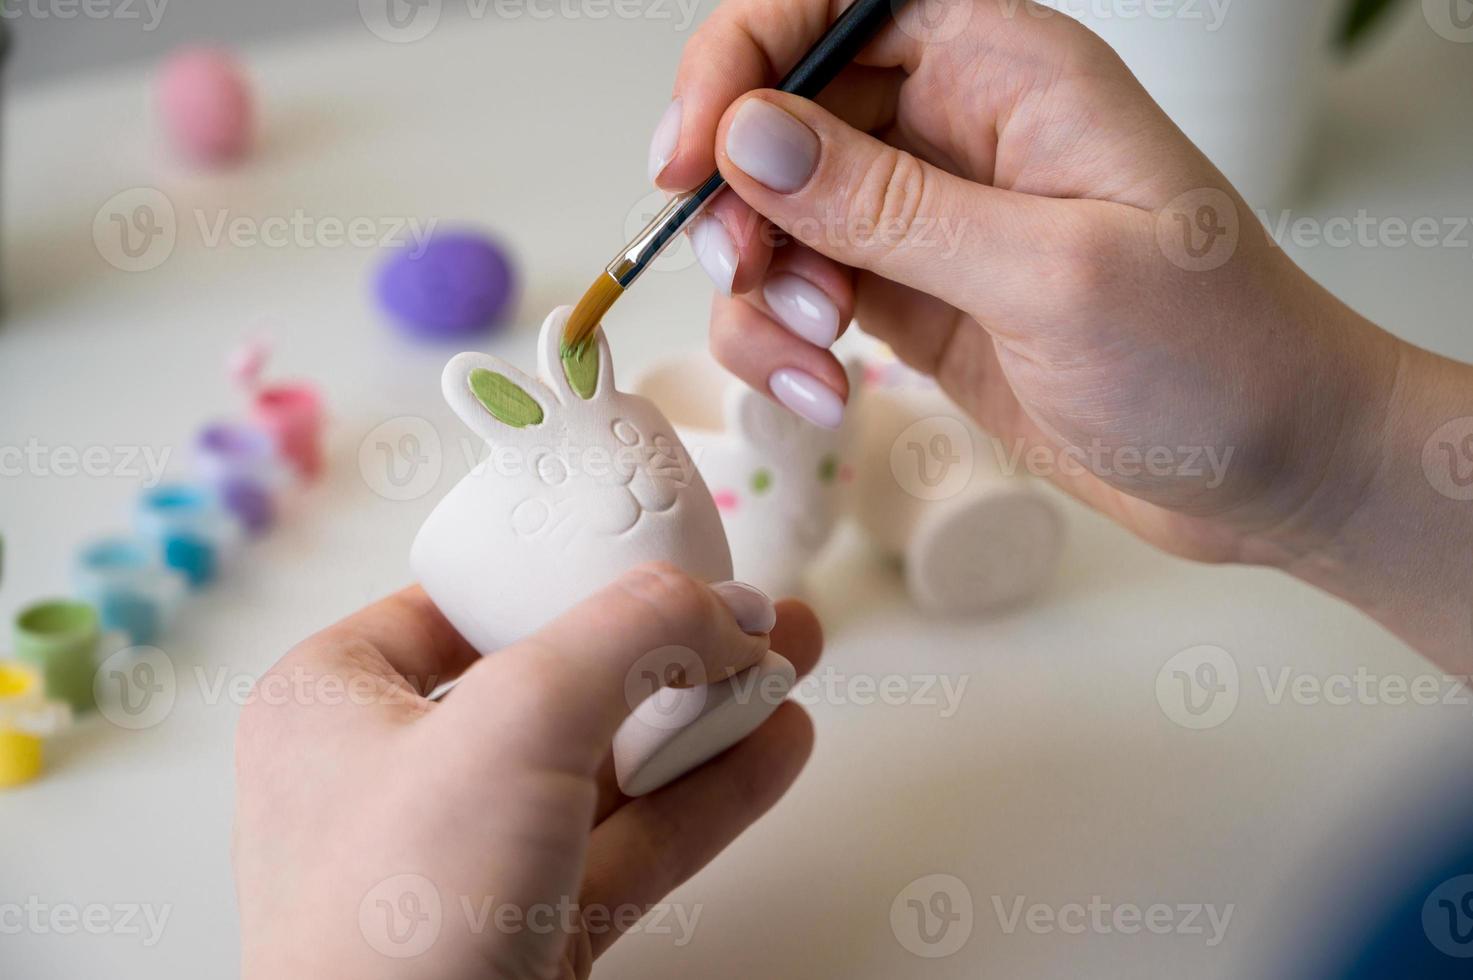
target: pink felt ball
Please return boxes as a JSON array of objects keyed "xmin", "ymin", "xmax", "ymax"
[{"xmin": 157, "ymin": 48, "xmax": 253, "ymax": 165}]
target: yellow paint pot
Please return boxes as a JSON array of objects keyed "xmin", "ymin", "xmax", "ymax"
[{"xmin": 0, "ymin": 661, "xmax": 71, "ymax": 789}]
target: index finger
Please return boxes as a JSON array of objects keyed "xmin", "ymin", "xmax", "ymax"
[
  {"xmin": 655, "ymin": 0, "xmax": 917, "ymax": 193},
  {"xmin": 307, "ymin": 585, "xmax": 484, "ymax": 695}
]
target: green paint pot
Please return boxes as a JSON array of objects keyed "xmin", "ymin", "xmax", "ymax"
[{"xmin": 13, "ymin": 600, "xmax": 102, "ymax": 713}]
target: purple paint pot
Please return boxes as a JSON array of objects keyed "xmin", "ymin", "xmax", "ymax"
[
  {"xmin": 194, "ymin": 421, "xmax": 285, "ymax": 534},
  {"xmin": 249, "ymin": 384, "xmax": 324, "ymax": 482},
  {"xmin": 375, "ymin": 231, "xmax": 517, "ymax": 340}
]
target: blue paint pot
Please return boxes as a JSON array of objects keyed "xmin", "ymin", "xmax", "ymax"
[
  {"xmin": 134, "ymin": 484, "xmax": 240, "ymax": 589},
  {"xmin": 73, "ymin": 537, "xmax": 186, "ymax": 646}
]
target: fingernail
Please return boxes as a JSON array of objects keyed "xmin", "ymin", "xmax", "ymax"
[
  {"xmin": 647, "ymin": 97, "xmax": 682, "ymax": 185},
  {"xmin": 769, "ymin": 368, "xmax": 844, "ymax": 429},
  {"xmin": 762, "ymin": 273, "xmax": 841, "ymax": 347},
  {"xmin": 725, "ymin": 99, "xmax": 819, "ymax": 193},
  {"xmin": 690, "ymin": 215, "xmax": 737, "ymax": 294},
  {"xmin": 710, "ymin": 581, "xmax": 777, "ymax": 634}
]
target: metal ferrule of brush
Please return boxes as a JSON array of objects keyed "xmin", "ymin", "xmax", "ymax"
[{"xmin": 607, "ymin": 173, "xmax": 727, "ymax": 287}]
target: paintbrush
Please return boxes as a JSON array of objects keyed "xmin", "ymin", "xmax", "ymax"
[{"xmin": 562, "ymin": 0, "xmax": 916, "ymax": 354}]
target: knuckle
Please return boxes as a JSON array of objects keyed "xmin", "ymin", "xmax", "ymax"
[
  {"xmin": 616, "ymin": 561, "xmax": 713, "ymax": 631},
  {"xmin": 849, "ymin": 148, "xmax": 929, "ymax": 255},
  {"xmin": 484, "ymin": 650, "xmax": 576, "ymax": 725},
  {"xmin": 1041, "ymin": 209, "xmax": 1120, "ymax": 311}
]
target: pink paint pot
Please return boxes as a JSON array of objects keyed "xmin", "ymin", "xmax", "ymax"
[{"xmin": 250, "ymin": 383, "xmax": 324, "ymax": 481}]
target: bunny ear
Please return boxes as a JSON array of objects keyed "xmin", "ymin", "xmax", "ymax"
[
  {"xmin": 538, "ymin": 305, "xmax": 614, "ymax": 404},
  {"xmin": 442, "ymin": 352, "xmax": 550, "ymax": 442}
]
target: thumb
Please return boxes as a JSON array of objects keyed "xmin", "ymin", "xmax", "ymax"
[{"xmin": 714, "ymin": 90, "xmax": 1082, "ymax": 322}]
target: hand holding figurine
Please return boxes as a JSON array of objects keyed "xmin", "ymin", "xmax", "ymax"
[{"xmin": 235, "ymin": 574, "xmax": 821, "ymax": 978}]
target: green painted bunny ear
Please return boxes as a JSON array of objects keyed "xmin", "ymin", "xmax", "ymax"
[
  {"xmin": 561, "ymin": 341, "xmax": 598, "ymax": 400},
  {"xmin": 468, "ymin": 368, "xmax": 544, "ymax": 428}
]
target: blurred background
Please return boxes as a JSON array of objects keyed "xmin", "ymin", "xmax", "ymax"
[{"xmin": 3, "ymin": 1, "xmax": 1472, "ymax": 978}]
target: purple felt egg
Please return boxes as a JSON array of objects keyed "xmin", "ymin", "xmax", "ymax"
[{"xmin": 376, "ymin": 232, "xmax": 517, "ymax": 340}]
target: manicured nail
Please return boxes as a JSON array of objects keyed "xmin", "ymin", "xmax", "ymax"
[
  {"xmin": 690, "ymin": 215, "xmax": 737, "ymax": 294},
  {"xmin": 763, "ymin": 273, "xmax": 840, "ymax": 347},
  {"xmin": 710, "ymin": 581, "xmax": 777, "ymax": 634},
  {"xmin": 725, "ymin": 99, "xmax": 819, "ymax": 193},
  {"xmin": 769, "ymin": 368, "xmax": 843, "ymax": 429},
  {"xmin": 647, "ymin": 97, "xmax": 682, "ymax": 184}
]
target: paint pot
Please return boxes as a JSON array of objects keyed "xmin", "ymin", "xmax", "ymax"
[
  {"xmin": 194, "ymin": 421, "xmax": 286, "ymax": 534},
  {"xmin": 0, "ymin": 662, "xmax": 70, "ymax": 789},
  {"xmin": 73, "ymin": 537, "xmax": 186, "ymax": 647},
  {"xmin": 852, "ymin": 379, "xmax": 1065, "ymax": 614},
  {"xmin": 134, "ymin": 484, "xmax": 241, "ymax": 589},
  {"xmin": 633, "ymin": 353, "xmax": 856, "ymax": 597},
  {"xmin": 250, "ymin": 383, "xmax": 324, "ymax": 481},
  {"xmin": 12, "ymin": 600, "xmax": 121, "ymax": 713}
]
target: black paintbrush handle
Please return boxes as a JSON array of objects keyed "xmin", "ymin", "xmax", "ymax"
[
  {"xmin": 778, "ymin": 0, "xmax": 914, "ymax": 98},
  {"xmin": 613, "ymin": 0, "xmax": 915, "ymax": 286}
]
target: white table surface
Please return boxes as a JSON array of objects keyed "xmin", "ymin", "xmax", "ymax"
[{"xmin": 3, "ymin": 8, "xmax": 1472, "ymax": 979}]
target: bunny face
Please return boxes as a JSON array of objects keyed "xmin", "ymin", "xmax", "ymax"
[
  {"xmin": 411, "ymin": 307, "xmax": 732, "ymax": 655},
  {"xmin": 694, "ymin": 381, "xmax": 854, "ymax": 596},
  {"xmin": 631, "ymin": 354, "xmax": 858, "ymax": 597}
]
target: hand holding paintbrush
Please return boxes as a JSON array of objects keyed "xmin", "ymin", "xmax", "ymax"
[{"xmin": 562, "ymin": 0, "xmax": 917, "ymax": 354}]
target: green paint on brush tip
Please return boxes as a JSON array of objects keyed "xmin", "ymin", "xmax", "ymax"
[
  {"xmin": 468, "ymin": 369, "xmax": 544, "ymax": 427},
  {"xmin": 561, "ymin": 340, "xmax": 599, "ymax": 400}
]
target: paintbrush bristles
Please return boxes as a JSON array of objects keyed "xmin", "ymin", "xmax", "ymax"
[{"xmin": 562, "ymin": 274, "xmax": 624, "ymax": 354}]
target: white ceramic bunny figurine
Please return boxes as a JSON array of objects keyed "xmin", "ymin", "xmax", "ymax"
[
  {"xmin": 412, "ymin": 307, "xmax": 794, "ymax": 796},
  {"xmin": 703, "ymin": 380, "xmax": 853, "ymax": 596},
  {"xmin": 633, "ymin": 355, "xmax": 856, "ymax": 597}
]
